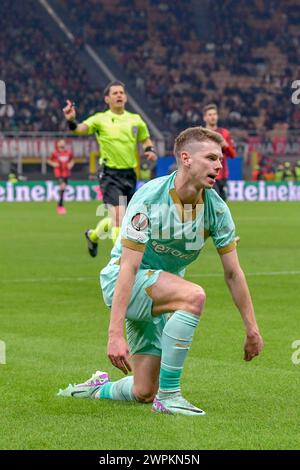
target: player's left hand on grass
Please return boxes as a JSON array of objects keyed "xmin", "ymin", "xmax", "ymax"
[
  {"xmin": 107, "ymin": 335, "xmax": 132, "ymax": 375},
  {"xmin": 244, "ymin": 330, "xmax": 264, "ymax": 361},
  {"xmin": 144, "ymin": 151, "xmax": 157, "ymax": 162}
]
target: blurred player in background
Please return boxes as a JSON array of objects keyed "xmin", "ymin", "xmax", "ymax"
[
  {"xmin": 282, "ymin": 161, "xmax": 294, "ymax": 181},
  {"xmin": 274, "ymin": 163, "xmax": 284, "ymax": 181},
  {"xmin": 47, "ymin": 139, "xmax": 74, "ymax": 215},
  {"xmin": 58, "ymin": 127, "xmax": 263, "ymax": 416},
  {"xmin": 203, "ymin": 103, "xmax": 236, "ymax": 201},
  {"xmin": 294, "ymin": 160, "xmax": 300, "ymax": 181},
  {"xmin": 63, "ymin": 80, "xmax": 157, "ymax": 257}
]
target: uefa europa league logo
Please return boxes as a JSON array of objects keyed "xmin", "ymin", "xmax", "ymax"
[{"xmin": 0, "ymin": 80, "xmax": 6, "ymax": 105}]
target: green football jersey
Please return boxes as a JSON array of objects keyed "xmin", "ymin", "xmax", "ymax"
[
  {"xmin": 83, "ymin": 109, "xmax": 150, "ymax": 169},
  {"xmin": 108, "ymin": 172, "xmax": 237, "ymax": 275}
]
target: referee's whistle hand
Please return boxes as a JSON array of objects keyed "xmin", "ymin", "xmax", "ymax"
[{"xmin": 63, "ymin": 100, "xmax": 76, "ymax": 121}]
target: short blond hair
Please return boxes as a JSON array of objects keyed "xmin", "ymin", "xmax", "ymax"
[
  {"xmin": 173, "ymin": 126, "xmax": 224, "ymax": 161},
  {"xmin": 203, "ymin": 103, "xmax": 218, "ymax": 115}
]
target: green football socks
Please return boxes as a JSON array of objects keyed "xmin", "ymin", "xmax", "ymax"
[
  {"xmin": 158, "ymin": 310, "xmax": 200, "ymax": 394},
  {"xmin": 96, "ymin": 376, "xmax": 136, "ymax": 401}
]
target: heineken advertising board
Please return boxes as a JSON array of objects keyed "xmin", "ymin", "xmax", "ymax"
[
  {"xmin": 0, "ymin": 181, "xmax": 103, "ymax": 202},
  {"xmin": 0, "ymin": 180, "xmax": 300, "ymax": 202},
  {"xmin": 227, "ymin": 181, "xmax": 300, "ymax": 201}
]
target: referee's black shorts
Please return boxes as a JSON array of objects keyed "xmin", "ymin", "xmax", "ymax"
[{"xmin": 99, "ymin": 166, "xmax": 137, "ymax": 207}]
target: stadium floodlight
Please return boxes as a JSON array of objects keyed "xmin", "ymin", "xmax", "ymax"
[{"xmin": 0, "ymin": 80, "xmax": 6, "ymax": 105}]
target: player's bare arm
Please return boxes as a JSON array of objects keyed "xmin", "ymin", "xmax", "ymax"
[
  {"xmin": 142, "ymin": 137, "xmax": 157, "ymax": 161},
  {"xmin": 220, "ymin": 249, "xmax": 264, "ymax": 361},
  {"xmin": 47, "ymin": 158, "xmax": 58, "ymax": 168},
  {"xmin": 108, "ymin": 247, "xmax": 144, "ymax": 374},
  {"xmin": 68, "ymin": 159, "xmax": 75, "ymax": 170},
  {"xmin": 63, "ymin": 100, "xmax": 89, "ymax": 135}
]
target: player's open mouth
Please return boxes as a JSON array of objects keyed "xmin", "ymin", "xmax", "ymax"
[{"xmin": 207, "ymin": 174, "xmax": 216, "ymax": 183}]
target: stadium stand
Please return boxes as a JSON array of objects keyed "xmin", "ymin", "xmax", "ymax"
[
  {"xmin": 59, "ymin": 0, "xmax": 300, "ymax": 134},
  {"xmin": 0, "ymin": 0, "xmax": 100, "ymax": 132},
  {"xmin": 1, "ymin": 0, "xmax": 299, "ymax": 138}
]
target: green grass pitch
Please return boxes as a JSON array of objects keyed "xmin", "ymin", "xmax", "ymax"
[{"xmin": 0, "ymin": 200, "xmax": 300, "ymax": 450}]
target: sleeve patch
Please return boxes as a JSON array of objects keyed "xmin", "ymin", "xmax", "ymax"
[{"xmin": 131, "ymin": 213, "xmax": 149, "ymax": 231}]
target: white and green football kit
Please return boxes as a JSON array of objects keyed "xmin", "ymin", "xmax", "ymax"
[{"xmin": 100, "ymin": 171, "xmax": 237, "ymax": 356}]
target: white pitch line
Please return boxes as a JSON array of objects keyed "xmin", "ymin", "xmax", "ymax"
[
  {"xmin": 0, "ymin": 276, "xmax": 96, "ymax": 284},
  {"xmin": 1, "ymin": 271, "xmax": 300, "ymax": 284},
  {"xmin": 188, "ymin": 270, "xmax": 300, "ymax": 278}
]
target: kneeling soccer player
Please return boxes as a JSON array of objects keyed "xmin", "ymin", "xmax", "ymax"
[{"xmin": 58, "ymin": 126, "xmax": 264, "ymax": 416}]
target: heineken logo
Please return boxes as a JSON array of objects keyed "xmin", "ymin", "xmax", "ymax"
[
  {"xmin": 1, "ymin": 181, "xmax": 300, "ymax": 203},
  {"xmin": 228, "ymin": 181, "xmax": 300, "ymax": 201},
  {"xmin": 0, "ymin": 181, "xmax": 103, "ymax": 202}
]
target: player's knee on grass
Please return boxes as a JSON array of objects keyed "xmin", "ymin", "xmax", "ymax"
[
  {"xmin": 184, "ymin": 285, "xmax": 206, "ymax": 316},
  {"xmin": 133, "ymin": 385, "xmax": 157, "ymax": 403}
]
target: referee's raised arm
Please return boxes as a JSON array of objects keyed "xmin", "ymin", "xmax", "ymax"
[{"xmin": 63, "ymin": 99, "xmax": 89, "ymax": 135}]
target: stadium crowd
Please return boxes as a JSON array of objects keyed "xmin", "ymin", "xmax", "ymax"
[
  {"xmin": 61, "ymin": 0, "xmax": 300, "ymax": 135},
  {"xmin": 0, "ymin": 0, "xmax": 99, "ymax": 133},
  {"xmin": 1, "ymin": 0, "xmax": 300, "ymax": 137}
]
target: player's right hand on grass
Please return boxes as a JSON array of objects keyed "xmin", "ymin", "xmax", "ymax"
[
  {"xmin": 244, "ymin": 331, "xmax": 264, "ymax": 361},
  {"xmin": 63, "ymin": 100, "xmax": 76, "ymax": 121},
  {"xmin": 107, "ymin": 335, "xmax": 132, "ymax": 375}
]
